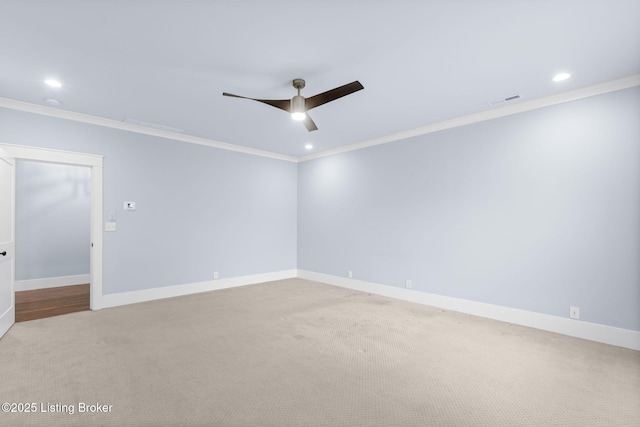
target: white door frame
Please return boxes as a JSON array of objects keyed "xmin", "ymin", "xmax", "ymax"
[{"xmin": 0, "ymin": 143, "xmax": 104, "ymax": 310}]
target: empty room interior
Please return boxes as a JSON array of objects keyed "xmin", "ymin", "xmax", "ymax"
[{"xmin": 0, "ymin": 1, "xmax": 639, "ymax": 426}]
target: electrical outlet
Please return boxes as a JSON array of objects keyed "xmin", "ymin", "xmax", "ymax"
[
  {"xmin": 570, "ymin": 306, "xmax": 580, "ymax": 319},
  {"xmin": 405, "ymin": 280, "xmax": 412, "ymax": 289},
  {"xmin": 213, "ymin": 272, "xmax": 219, "ymax": 280},
  {"xmin": 347, "ymin": 271, "xmax": 353, "ymax": 279}
]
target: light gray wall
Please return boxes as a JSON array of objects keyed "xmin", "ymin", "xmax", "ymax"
[
  {"xmin": 2, "ymin": 86, "xmax": 638, "ymax": 332},
  {"xmin": 0, "ymin": 109, "xmax": 297, "ymax": 295},
  {"xmin": 298, "ymin": 87, "xmax": 640, "ymax": 331},
  {"xmin": 15, "ymin": 160, "xmax": 91, "ymax": 280}
]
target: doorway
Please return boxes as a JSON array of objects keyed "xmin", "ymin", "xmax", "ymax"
[
  {"xmin": 14, "ymin": 160, "xmax": 91, "ymax": 321},
  {"xmin": 0, "ymin": 143, "xmax": 103, "ymax": 327}
]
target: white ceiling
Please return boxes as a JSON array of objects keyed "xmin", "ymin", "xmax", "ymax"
[{"xmin": 1, "ymin": 0, "xmax": 639, "ymax": 158}]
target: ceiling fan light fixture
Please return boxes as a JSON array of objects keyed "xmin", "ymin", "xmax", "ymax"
[{"xmin": 291, "ymin": 95, "xmax": 305, "ymax": 121}]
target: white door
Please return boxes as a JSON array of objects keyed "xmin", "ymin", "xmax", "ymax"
[{"xmin": 0, "ymin": 147, "xmax": 15, "ymax": 338}]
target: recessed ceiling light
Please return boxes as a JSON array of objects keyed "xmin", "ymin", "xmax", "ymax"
[
  {"xmin": 552, "ymin": 73, "xmax": 571, "ymax": 82},
  {"xmin": 44, "ymin": 97, "xmax": 61, "ymax": 106},
  {"xmin": 304, "ymin": 143, "xmax": 313, "ymax": 150},
  {"xmin": 44, "ymin": 78, "xmax": 62, "ymax": 88}
]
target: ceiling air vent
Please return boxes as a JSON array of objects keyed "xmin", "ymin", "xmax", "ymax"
[
  {"xmin": 123, "ymin": 118, "xmax": 184, "ymax": 134},
  {"xmin": 487, "ymin": 94, "xmax": 521, "ymax": 107}
]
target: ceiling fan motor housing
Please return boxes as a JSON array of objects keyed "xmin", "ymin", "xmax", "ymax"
[
  {"xmin": 291, "ymin": 94, "xmax": 305, "ymax": 113},
  {"xmin": 291, "ymin": 79, "xmax": 307, "ymax": 117}
]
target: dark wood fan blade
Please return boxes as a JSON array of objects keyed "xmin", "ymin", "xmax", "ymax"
[
  {"xmin": 303, "ymin": 113, "xmax": 318, "ymax": 132},
  {"xmin": 223, "ymin": 92, "xmax": 291, "ymax": 112},
  {"xmin": 304, "ymin": 81, "xmax": 364, "ymax": 111}
]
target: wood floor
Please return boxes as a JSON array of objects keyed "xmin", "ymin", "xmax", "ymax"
[{"xmin": 15, "ymin": 284, "xmax": 90, "ymax": 322}]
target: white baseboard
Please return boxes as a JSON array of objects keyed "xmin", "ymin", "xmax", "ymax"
[
  {"xmin": 297, "ymin": 270, "xmax": 640, "ymax": 351},
  {"xmin": 15, "ymin": 274, "xmax": 90, "ymax": 291},
  {"xmin": 0, "ymin": 306, "xmax": 15, "ymax": 339},
  {"xmin": 99, "ymin": 270, "xmax": 297, "ymax": 309}
]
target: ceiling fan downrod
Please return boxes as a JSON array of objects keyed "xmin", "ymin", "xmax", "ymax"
[{"xmin": 291, "ymin": 79, "xmax": 306, "ymax": 120}]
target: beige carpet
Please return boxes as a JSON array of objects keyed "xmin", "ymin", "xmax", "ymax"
[{"xmin": 0, "ymin": 278, "xmax": 638, "ymax": 427}]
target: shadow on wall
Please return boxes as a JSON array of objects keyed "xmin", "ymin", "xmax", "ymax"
[{"xmin": 15, "ymin": 160, "xmax": 91, "ymax": 281}]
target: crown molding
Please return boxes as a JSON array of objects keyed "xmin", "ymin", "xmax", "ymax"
[
  {"xmin": 0, "ymin": 98, "xmax": 297, "ymax": 163},
  {"xmin": 298, "ymin": 73, "xmax": 640, "ymax": 162},
  {"xmin": 2, "ymin": 74, "xmax": 638, "ymax": 164}
]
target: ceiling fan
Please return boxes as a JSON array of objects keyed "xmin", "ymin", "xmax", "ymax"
[{"xmin": 223, "ymin": 79, "xmax": 364, "ymax": 132}]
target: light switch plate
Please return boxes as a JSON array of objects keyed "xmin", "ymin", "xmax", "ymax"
[
  {"xmin": 105, "ymin": 222, "xmax": 117, "ymax": 232},
  {"xmin": 124, "ymin": 201, "xmax": 136, "ymax": 211}
]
